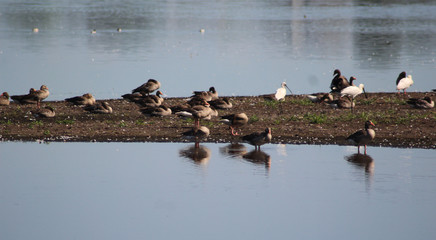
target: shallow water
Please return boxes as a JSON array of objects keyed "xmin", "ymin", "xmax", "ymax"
[
  {"xmin": 1, "ymin": 0, "xmax": 436, "ymax": 100},
  {"xmin": 1, "ymin": 142, "xmax": 435, "ymax": 240}
]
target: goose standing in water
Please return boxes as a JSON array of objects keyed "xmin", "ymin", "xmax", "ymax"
[
  {"xmin": 406, "ymin": 97, "xmax": 434, "ymax": 109},
  {"xmin": 0, "ymin": 92, "xmax": 10, "ymax": 105},
  {"xmin": 330, "ymin": 69, "xmax": 350, "ymax": 92},
  {"xmin": 396, "ymin": 72, "xmax": 413, "ymax": 94},
  {"xmin": 65, "ymin": 93, "xmax": 96, "ymax": 106},
  {"xmin": 346, "ymin": 120, "xmax": 376, "ymax": 154},
  {"xmin": 132, "ymin": 79, "xmax": 160, "ymax": 96},
  {"xmin": 221, "ymin": 113, "xmax": 248, "ymax": 136},
  {"xmin": 242, "ymin": 128, "xmax": 272, "ymax": 150}
]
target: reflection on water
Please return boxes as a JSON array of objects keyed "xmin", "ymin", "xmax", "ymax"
[
  {"xmin": 345, "ymin": 153, "xmax": 375, "ymax": 175},
  {"xmin": 179, "ymin": 144, "xmax": 211, "ymax": 165},
  {"xmin": 219, "ymin": 143, "xmax": 247, "ymax": 158},
  {"xmin": 242, "ymin": 149, "xmax": 271, "ymax": 169},
  {"xmin": 1, "ymin": 142, "xmax": 436, "ymax": 239}
]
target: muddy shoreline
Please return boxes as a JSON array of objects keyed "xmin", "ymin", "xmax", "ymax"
[{"xmin": 1, "ymin": 92, "xmax": 435, "ymax": 149}]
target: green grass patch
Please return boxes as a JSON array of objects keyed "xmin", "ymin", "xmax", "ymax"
[
  {"xmin": 289, "ymin": 98, "xmax": 314, "ymax": 106},
  {"xmin": 384, "ymin": 97, "xmax": 406, "ymax": 105},
  {"xmin": 56, "ymin": 119, "xmax": 75, "ymax": 125},
  {"xmin": 118, "ymin": 120, "xmax": 127, "ymax": 128},
  {"xmin": 29, "ymin": 120, "xmax": 43, "ymax": 129},
  {"xmin": 304, "ymin": 113, "xmax": 327, "ymax": 124},
  {"xmin": 249, "ymin": 115, "xmax": 260, "ymax": 123},
  {"xmin": 262, "ymin": 100, "xmax": 280, "ymax": 108},
  {"xmin": 135, "ymin": 119, "xmax": 146, "ymax": 126}
]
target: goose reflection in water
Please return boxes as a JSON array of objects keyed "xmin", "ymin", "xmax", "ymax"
[
  {"xmin": 220, "ymin": 143, "xmax": 271, "ymax": 169},
  {"xmin": 219, "ymin": 143, "xmax": 248, "ymax": 158},
  {"xmin": 179, "ymin": 145, "xmax": 211, "ymax": 165},
  {"xmin": 345, "ymin": 153, "xmax": 375, "ymax": 175},
  {"xmin": 243, "ymin": 150, "xmax": 271, "ymax": 169}
]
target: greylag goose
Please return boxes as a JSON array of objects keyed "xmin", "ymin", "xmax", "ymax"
[
  {"xmin": 221, "ymin": 113, "xmax": 248, "ymax": 135},
  {"xmin": 0, "ymin": 92, "xmax": 10, "ymax": 106},
  {"xmin": 132, "ymin": 79, "xmax": 160, "ymax": 95},
  {"xmin": 346, "ymin": 120, "xmax": 376, "ymax": 154},
  {"xmin": 65, "ymin": 93, "xmax": 96, "ymax": 106},
  {"xmin": 242, "ymin": 128, "xmax": 272, "ymax": 150}
]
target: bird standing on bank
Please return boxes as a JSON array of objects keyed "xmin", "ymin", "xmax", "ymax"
[
  {"xmin": 221, "ymin": 113, "xmax": 248, "ymax": 136},
  {"xmin": 346, "ymin": 120, "xmax": 376, "ymax": 154},
  {"xmin": 396, "ymin": 71, "xmax": 413, "ymax": 94}
]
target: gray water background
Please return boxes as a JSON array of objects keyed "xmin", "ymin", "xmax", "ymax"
[
  {"xmin": 0, "ymin": 142, "xmax": 435, "ymax": 240},
  {"xmin": 1, "ymin": 0, "xmax": 435, "ymax": 100}
]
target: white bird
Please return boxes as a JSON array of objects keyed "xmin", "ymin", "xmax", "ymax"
[
  {"xmin": 396, "ymin": 72, "xmax": 413, "ymax": 94},
  {"xmin": 341, "ymin": 83, "xmax": 366, "ymax": 111},
  {"xmin": 274, "ymin": 82, "xmax": 292, "ymax": 101}
]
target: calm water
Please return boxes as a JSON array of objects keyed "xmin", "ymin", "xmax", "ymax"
[
  {"xmin": 1, "ymin": 0, "xmax": 436, "ymax": 100},
  {"xmin": 0, "ymin": 142, "xmax": 435, "ymax": 240}
]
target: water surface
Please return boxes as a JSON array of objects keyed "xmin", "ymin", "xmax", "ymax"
[
  {"xmin": 1, "ymin": 0, "xmax": 435, "ymax": 100},
  {"xmin": 1, "ymin": 142, "xmax": 435, "ymax": 240}
]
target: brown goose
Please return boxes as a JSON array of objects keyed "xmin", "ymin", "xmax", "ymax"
[
  {"xmin": 209, "ymin": 97, "xmax": 233, "ymax": 109},
  {"xmin": 221, "ymin": 113, "xmax": 248, "ymax": 136},
  {"xmin": 176, "ymin": 100, "xmax": 213, "ymax": 127},
  {"xmin": 32, "ymin": 106, "xmax": 55, "ymax": 118},
  {"xmin": 0, "ymin": 92, "xmax": 10, "ymax": 106},
  {"xmin": 33, "ymin": 85, "xmax": 50, "ymax": 108},
  {"xmin": 396, "ymin": 71, "xmax": 413, "ymax": 94},
  {"xmin": 65, "ymin": 93, "xmax": 96, "ymax": 106},
  {"xmin": 346, "ymin": 120, "xmax": 376, "ymax": 154},
  {"xmin": 84, "ymin": 101, "xmax": 113, "ymax": 114},
  {"xmin": 141, "ymin": 105, "xmax": 172, "ymax": 116},
  {"xmin": 136, "ymin": 91, "xmax": 164, "ymax": 108},
  {"xmin": 242, "ymin": 128, "xmax": 272, "ymax": 150},
  {"xmin": 182, "ymin": 126, "xmax": 210, "ymax": 148},
  {"xmin": 192, "ymin": 86, "xmax": 218, "ymax": 101},
  {"xmin": 325, "ymin": 95, "xmax": 355, "ymax": 109},
  {"xmin": 132, "ymin": 79, "xmax": 160, "ymax": 95},
  {"xmin": 307, "ymin": 92, "xmax": 331, "ymax": 103},
  {"xmin": 11, "ymin": 88, "xmax": 37, "ymax": 104},
  {"xmin": 330, "ymin": 69, "xmax": 350, "ymax": 92},
  {"xmin": 407, "ymin": 97, "xmax": 434, "ymax": 109},
  {"xmin": 121, "ymin": 92, "xmax": 144, "ymax": 102}
]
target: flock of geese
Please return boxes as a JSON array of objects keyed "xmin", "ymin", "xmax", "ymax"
[{"xmin": 0, "ymin": 69, "xmax": 434, "ymax": 154}]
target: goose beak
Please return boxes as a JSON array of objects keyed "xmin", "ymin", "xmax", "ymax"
[
  {"xmin": 285, "ymin": 85, "xmax": 293, "ymax": 94},
  {"xmin": 363, "ymin": 88, "xmax": 368, "ymax": 98}
]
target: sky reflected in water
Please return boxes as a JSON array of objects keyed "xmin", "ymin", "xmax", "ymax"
[{"xmin": 0, "ymin": 142, "xmax": 435, "ymax": 240}]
